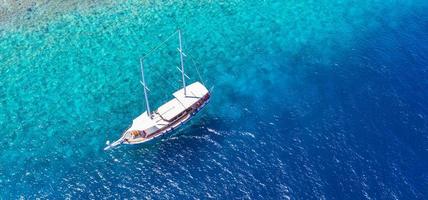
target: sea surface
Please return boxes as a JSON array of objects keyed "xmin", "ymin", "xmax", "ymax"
[{"xmin": 1, "ymin": 0, "xmax": 428, "ymax": 199}]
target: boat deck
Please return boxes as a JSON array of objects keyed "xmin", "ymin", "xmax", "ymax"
[{"xmin": 106, "ymin": 82, "xmax": 209, "ymax": 148}]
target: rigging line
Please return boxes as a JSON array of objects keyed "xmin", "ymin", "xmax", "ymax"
[
  {"xmin": 138, "ymin": 30, "xmax": 179, "ymax": 93},
  {"xmin": 141, "ymin": 30, "xmax": 179, "ymax": 59},
  {"xmin": 152, "ymin": 69, "xmax": 177, "ymax": 91},
  {"xmin": 188, "ymin": 53, "xmax": 206, "ymax": 86}
]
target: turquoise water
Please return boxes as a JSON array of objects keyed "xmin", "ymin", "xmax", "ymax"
[{"xmin": 1, "ymin": 0, "xmax": 428, "ymax": 198}]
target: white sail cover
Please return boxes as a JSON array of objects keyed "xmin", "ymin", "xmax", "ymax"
[
  {"xmin": 130, "ymin": 112, "xmax": 158, "ymax": 132},
  {"xmin": 128, "ymin": 82, "xmax": 208, "ymax": 133},
  {"xmin": 157, "ymin": 98, "xmax": 186, "ymax": 121}
]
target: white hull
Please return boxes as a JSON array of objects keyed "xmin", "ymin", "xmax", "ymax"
[{"xmin": 105, "ymin": 82, "xmax": 210, "ymax": 150}]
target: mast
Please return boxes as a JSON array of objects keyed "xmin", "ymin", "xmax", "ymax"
[
  {"xmin": 140, "ymin": 58, "xmax": 151, "ymax": 117},
  {"xmin": 178, "ymin": 29, "xmax": 186, "ymax": 96}
]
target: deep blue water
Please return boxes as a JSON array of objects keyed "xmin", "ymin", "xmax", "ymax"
[{"xmin": 0, "ymin": 0, "xmax": 428, "ymax": 199}]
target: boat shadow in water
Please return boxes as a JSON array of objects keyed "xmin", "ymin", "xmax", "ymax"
[
  {"xmin": 167, "ymin": 116, "xmax": 228, "ymax": 141},
  {"xmin": 123, "ymin": 114, "xmax": 230, "ymax": 156}
]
